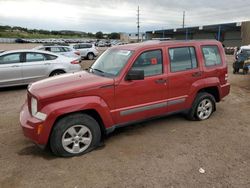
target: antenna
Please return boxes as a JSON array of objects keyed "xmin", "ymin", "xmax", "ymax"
[
  {"xmin": 182, "ymin": 11, "xmax": 185, "ymax": 28},
  {"xmin": 137, "ymin": 6, "xmax": 140, "ymax": 42}
]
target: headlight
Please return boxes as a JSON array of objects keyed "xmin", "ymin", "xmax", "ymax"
[
  {"xmin": 31, "ymin": 97, "xmax": 38, "ymax": 116},
  {"xmin": 31, "ymin": 97, "xmax": 47, "ymax": 121}
]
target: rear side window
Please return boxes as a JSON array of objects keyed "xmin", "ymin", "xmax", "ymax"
[
  {"xmin": 87, "ymin": 44, "xmax": 92, "ymax": 48},
  {"xmin": 131, "ymin": 50, "xmax": 163, "ymax": 77},
  {"xmin": 202, "ymin": 46, "xmax": 222, "ymax": 66},
  {"xmin": 169, "ymin": 47, "xmax": 198, "ymax": 72},
  {"xmin": 0, "ymin": 53, "xmax": 21, "ymax": 64},
  {"xmin": 45, "ymin": 54, "xmax": 57, "ymax": 60}
]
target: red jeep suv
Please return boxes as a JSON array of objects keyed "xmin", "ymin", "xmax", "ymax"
[{"xmin": 20, "ymin": 40, "xmax": 230, "ymax": 157}]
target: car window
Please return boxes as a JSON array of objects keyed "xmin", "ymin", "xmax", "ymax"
[
  {"xmin": 131, "ymin": 50, "xmax": 163, "ymax": 77},
  {"xmin": 73, "ymin": 45, "xmax": 79, "ymax": 49},
  {"xmin": 90, "ymin": 49, "xmax": 133, "ymax": 77},
  {"xmin": 169, "ymin": 47, "xmax": 198, "ymax": 72},
  {"xmin": 202, "ymin": 46, "xmax": 222, "ymax": 66},
  {"xmin": 79, "ymin": 44, "xmax": 87, "ymax": 49},
  {"xmin": 0, "ymin": 53, "xmax": 21, "ymax": 64},
  {"xmin": 45, "ymin": 54, "xmax": 57, "ymax": 60},
  {"xmin": 26, "ymin": 53, "xmax": 46, "ymax": 62},
  {"xmin": 87, "ymin": 44, "xmax": 92, "ymax": 48},
  {"xmin": 63, "ymin": 47, "xmax": 71, "ymax": 52},
  {"xmin": 50, "ymin": 47, "xmax": 61, "ymax": 53}
]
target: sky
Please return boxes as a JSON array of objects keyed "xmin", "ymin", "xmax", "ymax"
[{"xmin": 0, "ymin": 0, "xmax": 250, "ymax": 33}]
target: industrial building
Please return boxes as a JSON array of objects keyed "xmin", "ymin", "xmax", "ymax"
[
  {"xmin": 120, "ymin": 32, "xmax": 145, "ymax": 43},
  {"xmin": 145, "ymin": 21, "xmax": 250, "ymax": 47}
]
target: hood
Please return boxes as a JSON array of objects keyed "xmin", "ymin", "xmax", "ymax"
[{"xmin": 29, "ymin": 71, "xmax": 114, "ymax": 100}]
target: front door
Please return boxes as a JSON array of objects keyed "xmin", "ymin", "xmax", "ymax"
[{"xmin": 113, "ymin": 49, "xmax": 168, "ymax": 124}]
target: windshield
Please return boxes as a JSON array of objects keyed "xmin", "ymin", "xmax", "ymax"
[
  {"xmin": 90, "ymin": 49, "xmax": 133, "ymax": 77},
  {"xmin": 242, "ymin": 49, "xmax": 250, "ymax": 56}
]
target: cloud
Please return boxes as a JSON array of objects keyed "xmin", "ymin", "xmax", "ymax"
[{"xmin": 0, "ymin": 0, "xmax": 250, "ymax": 32}]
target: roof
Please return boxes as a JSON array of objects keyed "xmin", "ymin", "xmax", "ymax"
[
  {"xmin": 146, "ymin": 22, "xmax": 242, "ymax": 35},
  {"xmin": 0, "ymin": 49, "xmax": 60, "ymax": 56},
  {"xmin": 112, "ymin": 40, "xmax": 222, "ymax": 51}
]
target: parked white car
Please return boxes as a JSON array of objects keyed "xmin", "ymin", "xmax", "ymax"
[
  {"xmin": 0, "ymin": 49, "xmax": 81, "ymax": 88},
  {"xmin": 34, "ymin": 45, "xmax": 80, "ymax": 59},
  {"xmin": 69, "ymin": 43, "xmax": 98, "ymax": 60}
]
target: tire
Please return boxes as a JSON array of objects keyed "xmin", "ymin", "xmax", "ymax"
[
  {"xmin": 87, "ymin": 53, "xmax": 94, "ymax": 60},
  {"xmin": 50, "ymin": 113, "xmax": 101, "ymax": 157},
  {"xmin": 186, "ymin": 92, "xmax": 216, "ymax": 121},
  {"xmin": 50, "ymin": 70, "xmax": 65, "ymax": 77},
  {"xmin": 233, "ymin": 68, "xmax": 237, "ymax": 74},
  {"xmin": 243, "ymin": 68, "xmax": 249, "ymax": 75}
]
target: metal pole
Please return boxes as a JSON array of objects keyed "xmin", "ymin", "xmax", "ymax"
[
  {"xmin": 186, "ymin": 28, "xmax": 188, "ymax": 40},
  {"xmin": 182, "ymin": 11, "xmax": 185, "ymax": 28},
  {"xmin": 218, "ymin": 25, "xmax": 221, "ymax": 41},
  {"xmin": 137, "ymin": 6, "xmax": 140, "ymax": 42}
]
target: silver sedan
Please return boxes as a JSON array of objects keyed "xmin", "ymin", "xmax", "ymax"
[{"xmin": 0, "ymin": 49, "xmax": 82, "ymax": 88}]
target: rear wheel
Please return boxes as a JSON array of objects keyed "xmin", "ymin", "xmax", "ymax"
[
  {"xmin": 50, "ymin": 113, "xmax": 101, "ymax": 157},
  {"xmin": 186, "ymin": 92, "xmax": 215, "ymax": 121},
  {"xmin": 50, "ymin": 70, "xmax": 65, "ymax": 77},
  {"xmin": 87, "ymin": 53, "xmax": 94, "ymax": 60},
  {"xmin": 233, "ymin": 68, "xmax": 237, "ymax": 74},
  {"xmin": 243, "ymin": 68, "xmax": 249, "ymax": 75}
]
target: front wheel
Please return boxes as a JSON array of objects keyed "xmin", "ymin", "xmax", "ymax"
[
  {"xmin": 50, "ymin": 113, "xmax": 101, "ymax": 157},
  {"xmin": 186, "ymin": 92, "xmax": 216, "ymax": 121}
]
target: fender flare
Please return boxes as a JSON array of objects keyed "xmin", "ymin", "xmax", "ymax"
[{"xmin": 38, "ymin": 96, "xmax": 114, "ymax": 145}]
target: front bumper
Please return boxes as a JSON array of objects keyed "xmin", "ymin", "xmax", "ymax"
[{"xmin": 20, "ymin": 102, "xmax": 47, "ymax": 146}]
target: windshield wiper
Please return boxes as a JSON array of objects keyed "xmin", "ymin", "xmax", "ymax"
[
  {"xmin": 90, "ymin": 68, "xmax": 105, "ymax": 74},
  {"xmin": 89, "ymin": 68, "xmax": 107, "ymax": 76}
]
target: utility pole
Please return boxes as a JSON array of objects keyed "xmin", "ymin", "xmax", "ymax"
[
  {"xmin": 137, "ymin": 6, "xmax": 140, "ymax": 42},
  {"xmin": 182, "ymin": 11, "xmax": 185, "ymax": 28}
]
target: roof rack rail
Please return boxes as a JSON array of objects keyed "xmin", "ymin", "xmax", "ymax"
[{"xmin": 42, "ymin": 43, "xmax": 69, "ymax": 46}]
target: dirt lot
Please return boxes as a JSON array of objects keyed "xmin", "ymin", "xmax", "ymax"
[{"xmin": 0, "ymin": 44, "xmax": 250, "ymax": 188}]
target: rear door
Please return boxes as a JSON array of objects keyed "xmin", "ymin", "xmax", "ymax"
[
  {"xmin": 166, "ymin": 45, "xmax": 203, "ymax": 112},
  {"xmin": 21, "ymin": 52, "xmax": 52, "ymax": 83},
  {"xmin": 0, "ymin": 53, "xmax": 23, "ymax": 87},
  {"xmin": 78, "ymin": 44, "xmax": 89, "ymax": 57}
]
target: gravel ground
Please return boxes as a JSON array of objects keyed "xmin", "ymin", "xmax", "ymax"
[{"xmin": 0, "ymin": 44, "xmax": 250, "ymax": 188}]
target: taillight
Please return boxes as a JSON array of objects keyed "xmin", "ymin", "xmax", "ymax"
[
  {"xmin": 71, "ymin": 60, "xmax": 80, "ymax": 64},
  {"xmin": 75, "ymin": 51, "xmax": 80, "ymax": 56},
  {"xmin": 225, "ymin": 73, "xmax": 228, "ymax": 82}
]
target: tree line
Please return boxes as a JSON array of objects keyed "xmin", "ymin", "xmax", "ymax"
[{"xmin": 0, "ymin": 25, "xmax": 120, "ymax": 39}]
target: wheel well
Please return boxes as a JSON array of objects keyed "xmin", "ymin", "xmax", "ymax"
[
  {"xmin": 49, "ymin": 69, "xmax": 66, "ymax": 76},
  {"xmin": 52, "ymin": 109, "xmax": 106, "ymax": 139},
  {"xmin": 198, "ymin": 87, "xmax": 220, "ymax": 102}
]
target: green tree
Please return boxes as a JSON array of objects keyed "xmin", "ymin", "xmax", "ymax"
[
  {"xmin": 109, "ymin": 32, "xmax": 120, "ymax": 39},
  {"xmin": 95, "ymin": 31, "xmax": 103, "ymax": 39}
]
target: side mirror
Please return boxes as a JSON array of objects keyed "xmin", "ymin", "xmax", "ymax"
[{"xmin": 125, "ymin": 69, "xmax": 144, "ymax": 81}]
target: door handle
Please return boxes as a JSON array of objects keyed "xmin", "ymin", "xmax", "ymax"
[
  {"xmin": 192, "ymin": 71, "xmax": 202, "ymax": 77},
  {"xmin": 155, "ymin": 78, "xmax": 167, "ymax": 84},
  {"xmin": 44, "ymin": 63, "xmax": 51, "ymax": 65},
  {"xmin": 11, "ymin": 65, "xmax": 20, "ymax": 68}
]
